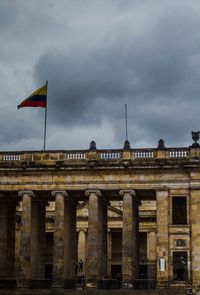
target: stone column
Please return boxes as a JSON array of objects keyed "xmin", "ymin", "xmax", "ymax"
[
  {"xmin": 156, "ymin": 190, "xmax": 169, "ymax": 287},
  {"xmin": 191, "ymin": 189, "xmax": 200, "ymax": 291},
  {"xmin": 147, "ymin": 231, "xmax": 156, "ymax": 280},
  {"xmin": 0, "ymin": 198, "xmax": 8, "ymax": 277},
  {"xmin": 0, "ymin": 197, "xmax": 16, "ymax": 278},
  {"xmin": 64, "ymin": 198, "xmax": 77, "ymax": 288},
  {"xmin": 18, "ymin": 191, "xmax": 33, "ymax": 286},
  {"xmin": 78, "ymin": 229, "xmax": 86, "ymax": 275},
  {"xmin": 52, "ymin": 190, "xmax": 67, "ymax": 287},
  {"xmin": 120, "ymin": 189, "xmax": 139, "ymax": 287},
  {"xmin": 30, "ymin": 198, "xmax": 46, "ymax": 279},
  {"xmin": 102, "ymin": 200, "xmax": 108, "ymax": 278},
  {"xmin": 85, "ymin": 189, "xmax": 108, "ymax": 284},
  {"xmin": 107, "ymin": 229, "xmax": 112, "ymax": 275},
  {"xmin": 7, "ymin": 201, "xmax": 16, "ymax": 278}
]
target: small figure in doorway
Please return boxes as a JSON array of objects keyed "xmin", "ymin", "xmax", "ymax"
[{"xmin": 78, "ymin": 259, "xmax": 84, "ymax": 273}]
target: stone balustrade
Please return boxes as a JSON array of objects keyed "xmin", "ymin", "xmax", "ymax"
[{"xmin": 0, "ymin": 146, "xmax": 197, "ymax": 166}]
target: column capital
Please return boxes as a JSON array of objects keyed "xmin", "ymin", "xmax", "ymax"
[
  {"xmin": 18, "ymin": 190, "xmax": 34, "ymax": 197},
  {"xmin": 85, "ymin": 189, "xmax": 102, "ymax": 197},
  {"xmin": 51, "ymin": 190, "xmax": 68, "ymax": 197},
  {"xmin": 119, "ymin": 189, "xmax": 136, "ymax": 197}
]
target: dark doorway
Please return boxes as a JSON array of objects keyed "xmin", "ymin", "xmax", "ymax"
[
  {"xmin": 172, "ymin": 197, "xmax": 187, "ymax": 225},
  {"xmin": 139, "ymin": 265, "xmax": 148, "ymax": 279},
  {"xmin": 173, "ymin": 252, "xmax": 188, "ymax": 281},
  {"xmin": 45, "ymin": 264, "xmax": 53, "ymax": 279},
  {"xmin": 111, "ymin": 265, "xmax": 122, "ymax": 277}
]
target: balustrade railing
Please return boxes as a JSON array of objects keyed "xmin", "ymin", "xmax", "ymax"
[
  {"xmin": 0, "ymin": 146, "xmax": 192, "ymax": 164},
  {"xmin": 99, "ymin": 150, "xmax": 122, "ymax": 160}
]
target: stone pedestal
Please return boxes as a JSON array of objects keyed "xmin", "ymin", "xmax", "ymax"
[
  {"xmin": 156, "ymin": 190, "xmax": 169, "ymax": 287},
  {"xmin": 120, "ymin": 190, "xmax": 139, "ymax": 287},
  {"xmin": 86, "ymin": 189, "xmax": 108, "ymax": 284},
  {"xmin": 52, "ymin": 190, "xmax": 66, "ymax": 287}
]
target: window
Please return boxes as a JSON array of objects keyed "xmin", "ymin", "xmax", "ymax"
[
  {"xmin": 172, "ymin": 197, "xmax": 187, "ymax": 225},
  {"xmin": 173, "ymin": 252, "xmax": 188, "ymax": 281}
]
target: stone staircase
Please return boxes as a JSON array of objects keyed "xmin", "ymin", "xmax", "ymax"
[{"xmin": 0, "ymin": 288, "xmax": 189, "ymax": 295}]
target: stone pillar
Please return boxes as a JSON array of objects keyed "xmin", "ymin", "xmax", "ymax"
[
  {"xmin": 18, "ymin": 191, "xmax": 33, "ymax": 286},
  {"xmin": 30, "ymin": 198, "xmax": 46, "ymax": 279},
  {"xmin": 85, "ymin": 189, "xmax": 107, "ymax": 284},
  {"xmin": 78, "ymin": 229, "xmax": 86, "ymax": 275},
  {"xmin": 156, "ymin": 190, "xmax": 169, "ymax": 287},
  {"xmin": 0, "ymin": 198, "xmax": 8, "ymax": 277},
  {"xmin": 64, "ymin": 198, "xmax": 77, "ymax": 287},
  {"xmin": 147, "ymin": 231, "xmax": 156, "ymax": 280},
  {"xmin": 120, "ymin": 190, "xmax": 140, "ymax": 287},
  {"xmin": 191, "ymin": 189, "xmax": 200, "ymax": 291},
  {"xmin": 107, "ymin": 229, "xmax": 112, "ymax": 275},
  {"xmin": 7, "ymin": 201, "xmax": 16, "ymax": 278},
  {"xmin": 52, "ymin": 190, "xmax": 67, "ymax": 287}
]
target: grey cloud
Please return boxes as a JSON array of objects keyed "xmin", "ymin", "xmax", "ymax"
[{"xmin": 1, "ymin": 0, "xmax": 200, "ymax": 150}]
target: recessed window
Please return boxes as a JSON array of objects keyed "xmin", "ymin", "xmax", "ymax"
[
  {"xmin": 172, "ymin": 197, "xmax": 187, "ymax": 225},
  {"xmin": 173, "ymin": 251, "xmax": 188, "ymax": 281}
]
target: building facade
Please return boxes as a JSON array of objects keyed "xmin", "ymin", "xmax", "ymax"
[{"xmin": 0, "ymin": 137, "xmax": 200, "ymax": 292}]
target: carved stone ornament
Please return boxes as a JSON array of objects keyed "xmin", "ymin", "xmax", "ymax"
[
  {"xmin": 176, "ymin": 239, "xmax": 186, "ymax": 247},
  {"xmin": 18, "ymin": 190, "xmax": 34, "ymax": 197},
  {"xmin": 157, "ymin": 139, "xmax": 165, "ymax": 150},
  {"xmin": 123, "ymin": 139, "xmax": 130, "ymax": 150},
  {"xmin": 192, "ymin": 131, "xmax": 200, "ymax": 147},
  {"xmin": 89, "ymin": 140, "xmax": 97, "ymax": 150},
  {"xmin": 51, "ymin": 190, "xmax": 68, "ymax": 197},
  {"xmin": 119, "ymin": 190, "xmax": 136, "ymax": 197}
]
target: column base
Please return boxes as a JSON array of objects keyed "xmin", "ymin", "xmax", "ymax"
[
  {"xmin": 64, "ymin": 279, "xmax": 76, "ymax": 289},
  {"xmin": 0, "ymin": 278, "xmax": 16, "ymax": 288},
  {"xmin": 30, "ymin": 278, "xmax": 51, "ymax": 289},
  {"xmin": 17, "ymin": 279, "xmax": 30, "ymax": 288},
  {"xmin": 52, "ymin": 278, "xmax": 64, "ymax": 288}
]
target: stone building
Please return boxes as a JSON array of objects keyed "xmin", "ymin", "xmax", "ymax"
[{"xmin": 0, "ymin": 135, "xmax": 200, "ymax": 292}]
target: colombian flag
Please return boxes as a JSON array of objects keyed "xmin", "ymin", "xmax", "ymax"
[{"xmin": 17, "ymin": 83, "xmax": 47, "ymax": 109}]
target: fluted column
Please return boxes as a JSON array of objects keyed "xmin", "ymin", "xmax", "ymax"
[
  {"xmin": 64, "ymin": 198, "xmax": 77, "ymax": 287},
  {"xmin": 120, "ymin": 190, "xmax": 140, "ymax": 287},
  {"xmin": 52, "ymin": 190, "xmax": 67, "ymax": 287},
  {"xmin": 18, "ymin": 191, "xmax": 33, "ymax": 286},
  {"xmin": 85, "ymin": 189, "xmax": 108, "ymax": 284}
]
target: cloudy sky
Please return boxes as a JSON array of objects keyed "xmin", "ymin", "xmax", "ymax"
[{"xmin": 1, "ymin": 0, "xmax": 200, "ymax": 151}]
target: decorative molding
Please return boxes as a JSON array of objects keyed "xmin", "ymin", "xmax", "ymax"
[
  {"xmin": 18, "ymin": 190, "xmax": 34, "ymax": 197},
  {"xmin": 119, "ymin": 189, "xmax": 136, "ymax": 197},
  {"xmin": 51, "ymin": 190, "xmax": 68, "ymax": 197},
  {"xmin": 85, "ymin": 189, "xmax": 102, "ymax": 197}
]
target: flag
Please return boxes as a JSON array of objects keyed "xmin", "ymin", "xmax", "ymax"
[{"xmin": 17, "ymin": 83, "xmax": 47, "ymax": 109}]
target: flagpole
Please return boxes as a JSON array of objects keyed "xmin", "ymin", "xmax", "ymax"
[
  {"xmin": 43, "ymin": 81, "xmax": 48, "ymax": 150},
  {"xmin": 125, "ymin": 103, "xmax": 128, "ymax": 141}
]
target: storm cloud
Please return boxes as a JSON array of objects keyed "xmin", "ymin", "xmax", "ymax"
[{"xmin": 1, "ymin": 0, "xmax": 200, "ymax": 150}]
